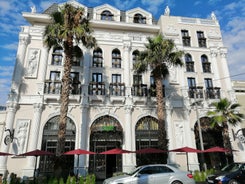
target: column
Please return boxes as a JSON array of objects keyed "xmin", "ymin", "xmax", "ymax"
[
  {"xmin": 220, "ymin": 48, "xmax": 232, "ymax": 93},
  {"xmin": 26, "ymin": 103, "xmax": 43, "ymax": 169},
  {"xmin": 81, "ymin": 48, "xmax": 90, "ymax": 96},
  {"xmin": 165, "ymin": 99, "xmax": 174, "ymax": 164},
  {"xmin": 12, "ymin": 28, "xmax": 30, "ymax": 92},
  {"xmin": 0, "ymin": 103, "xmax": 18, "ymax": 174},
  {"xmin": 78, "ymin": 105, "xmax": 89, "ymax": 176},
  {"xmin": 210, "ymin": 48, "xmax": 221, "ymax": 87},
  {"xmin": 123, "ymin": 97, "xmax": 135, "ymax": 173},
  {"xmin": 123, "ymin": 39, "xmax": 132, "ymax": 96},
  {"xmin": 38, "ymin": 47, "xmax": 49, "ymax": 94}
]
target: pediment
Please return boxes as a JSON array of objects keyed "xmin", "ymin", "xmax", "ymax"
[
  {"xmin": 126, "ymin": 7, "xmax": 152, "ymax": 17},
  {"xmin": 94, "ymin": 4, "xmax": 120, "ymax": 14}
]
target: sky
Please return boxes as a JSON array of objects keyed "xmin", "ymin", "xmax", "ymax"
[{"xmin": 0, "ymin": 0, "xmax": 244, "ymax": 106}]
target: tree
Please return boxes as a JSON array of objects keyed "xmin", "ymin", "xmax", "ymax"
[
  {"xmin": 44, "ymin": 3, "xmax": 96, "ymax": 156},
  {"xmin": 134, "ymin": 34, "xmax": 184, "ymax": 162},
  {"xmin": 207, "ymin": 98, "xmax": 244, "ymax": 162}
]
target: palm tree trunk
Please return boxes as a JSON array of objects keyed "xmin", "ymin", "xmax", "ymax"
[
  {"xmin": 155, "ymin": 77, "xmax": 168, "ymax": 162},
  {"xmin": 56, "ymin": 39, "xmax": 73, "ymax": 156},
  {"xmin": 222, "ymin": 122, "xmax": 233, "ymax": 164}
]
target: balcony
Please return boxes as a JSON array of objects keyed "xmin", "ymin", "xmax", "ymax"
[
  {"xmin": 198, "ymin": 38, "xmax": 207, "ymax": 48},
  {"xmin": 131, "ymin": 84, "xmax": 148, "ymax": 97},
  {"xmin": 109, "ymin": 83, "xmax": 125, "ymax": 96},
  {"xmin": 188, "ymin": 86, "xmax": 220, "ymax": 99},
  {"xmin": 205, "ymin": 87, "xmax": 220, "ymax": 99},
  {"xmin": 44, "ymin": 81, "xmax": 62, "ymax": 94},
  {"xmin": 182, "ymin": 36, "xmax": 191, "ymax": 47},
  {"xmin": 186, "ymin": 62, "xmax": 195, "ymax": 72},
  {"xmin": 188, "ymin": 86, "xmax": 204, "ymax": 99},
  {"xmin": 88, "ymin": 82, "xmax": 105, "ymax": 95}
]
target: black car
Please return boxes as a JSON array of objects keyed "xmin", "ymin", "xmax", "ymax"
[{"xmin": 206, "ymin": 162, "xmax": 245, "ymax": 184}]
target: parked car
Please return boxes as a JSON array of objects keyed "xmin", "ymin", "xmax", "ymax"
[
  {"xmin": 206, "ymin": 162, "xmax": 245, "ymax": 184},
  {"xmin": 103, "ymin": 164, "xmax": 195, "ymax": 184}
]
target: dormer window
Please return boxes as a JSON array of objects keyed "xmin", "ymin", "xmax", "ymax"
[
  {"xmin": 133, "ymin": 13, "xmax": 146, "ymax": 24},
  {"xmin": 101, "ymin": 10, "xmax": 114, "ymax": 21}
]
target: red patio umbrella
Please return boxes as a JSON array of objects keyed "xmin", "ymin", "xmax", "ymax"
[
  {"xmin": 99, "ymin": 148, "xmax": 132, "ymax": 154},
  {"xmin": 169, "ymin": 146, "xmax": 202, "ymax": 171},
  {"xmin": 64, "ymin": 149, "xmax": 96, "ymax": 155},
  {"xmin": 135, "ymin": 148, "xmax": 166, "ymax": 154},
  {"xmin": 64, "ymin": 149, "xmax": 96, "ymax": 176},
  {"xmin": 18, "ymin": 149, "xmax": 54, "ymax": 183},
  {"xmin": 203, "ymin": 146, "xmax": 232, "ymax": 153},
  {"xmin": 0, "ymin": 152, "xmax": 13, "ymax": 156}
]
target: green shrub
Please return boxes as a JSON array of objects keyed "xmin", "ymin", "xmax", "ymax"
[{"xmin": 193, "ymin": 169, "xmax": 216, "ymax": 182}]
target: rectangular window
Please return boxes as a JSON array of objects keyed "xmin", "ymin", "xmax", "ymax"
[
  {"xmin": 204, "ymin": 78, "xmax": 213, "ymax": 88},
  {"xmin": 133, "ymin": 75, "xmax": 142, "ymax": 84},
  {"xmin": 181, "ymin": 30, "xmax": 191, "ymax": 46},
  {"xmin": 50, "ymin": 71, "xmax": 60, "ymax": 81},
  {"xmin": 70, "ymin": 72, "xmax": 80, "ymax": 94},
  {"xmin": 112, "ymin": 74, "xmax": 121, "ymax": 83},
  {"xmin": 197, "ymin": 31, "xmax": 207, "ymax": 47},
  {"xmin": 92, "ymin": 73, "xmax": 102, "ymax": 82},
  {"xmin": 188, "ymin": 77, "xmax": 196, "ymax": 98},
  {"xmin": 187, "ymin": 77, "xmax": 196, "ymax": 87}
]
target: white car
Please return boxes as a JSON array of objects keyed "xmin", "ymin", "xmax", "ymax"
[{"xmin": 103, "ymin": 164, "xmax": 196, "ymax": 184}]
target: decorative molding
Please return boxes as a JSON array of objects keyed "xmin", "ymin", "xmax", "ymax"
[
  {"xmin": 25, "ymin": 48, "xmax": 41, "ymax": 78},
  {"xmin": 14, "ymin": 119, "xmax": 30, "ymax": 154}
]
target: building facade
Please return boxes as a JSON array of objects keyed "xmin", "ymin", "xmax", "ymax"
[{"xmin": 0, "ymin": 0, "xmax": 245, "ymax": 180}]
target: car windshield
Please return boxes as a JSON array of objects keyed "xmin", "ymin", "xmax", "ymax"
[
  {"xmin": 127, "ymin": 166, "xmax": 142, "ymax": 176},
  {"xmin": 221, "ymin": 163, "xmax": 242, "ymax": 172}
]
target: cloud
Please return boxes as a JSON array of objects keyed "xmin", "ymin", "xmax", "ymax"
[
  {"xmin": 141, "ymin": 0, "xmax": 165, "ymax": 16},
  {"xmin": 1, "ymin": 42, "xmax": 18, "ymax": 50},
  {"xmin": 220, "ymin": 1, "xmax": 245, "ymax": 80}
]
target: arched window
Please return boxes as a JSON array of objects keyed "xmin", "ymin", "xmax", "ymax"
[
  {"xmin": 39, "ymin": 116, "xmax": 76, "ymax": 175},
  {"xmin": 133, "ymin": 13, "xmax": 146, "ymax": 24},
  {"xmin": 93, "ymin": 48, "xmax": 103, "ymax": 67},
  {"xmin": 89, "ymin": 115, "xmax": 123, "ymax": 179},
  {"xmin": 201, "ymin": 55, "xmax": 211, "ymax": 73},
  {"xmin": 52, "ymin": 47, "xmax": 63, "ymax": 65},
  {"xmin": 132, "ymin": 50, "xmax": 139, "ymax": 65},
  {"xmin": 72, "ymin": 46, "xmax": 83, "ymax": 66},
  {"xmin": 185, "ymin": 54, "xmax": 194, "ymax": 72},
  {"xmin": 112, "ymin": 49, "xmax": 121, "ymax": 68},
  {"xmin": 135, "ymin": 116, "xmax": 165, "ymax": 165},
  {"xmin": 101, "ymin": 10, "xmax": 114, "ymax": 21}
]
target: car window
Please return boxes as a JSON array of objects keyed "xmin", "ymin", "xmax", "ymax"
[
  {"xmin": 222, "ymin": 163, "xmax": 241, "ymax": 172},
  {"xmin": 139, "ymin": 167, "xmax": 154, "ymax": 175},
  {"xmin": 159, "ymin": 166, "xmax": 174, "ymax": 173},
  {"xmin": 240, "ymin": 164, "xmax": 245, "ymax": 171}
]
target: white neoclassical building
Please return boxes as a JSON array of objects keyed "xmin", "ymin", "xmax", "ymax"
[{"xmin": 0, "ymin": 0, "xmax": 245, "ymax": 180}]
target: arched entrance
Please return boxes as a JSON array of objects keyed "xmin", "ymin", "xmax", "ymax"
[
  {"xmin": 135, "ymin": 116, "xmax": 166, "ymax": 165},
  {"xmin": 195, "ymin": 117, "xmax": 227, "ymax": 170},
  {"xmin": 89, "ymin": 115, "xmax": 123, "ymax": 180},
  {"xmin": 39, "ymin": 116, "xmax": 76, "ymax": 177}
]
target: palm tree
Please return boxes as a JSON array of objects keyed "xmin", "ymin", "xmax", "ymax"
[
  {"xmin": 44, "ymin": 4, "xmax": 96, "ymax": 156},
  {"xmin": 134, "ymin": 34, "xmax": 184, "ymax": 162},
  {"xmin": 207, "ymin": 98, "xmax": 244, "ymax": 162}
]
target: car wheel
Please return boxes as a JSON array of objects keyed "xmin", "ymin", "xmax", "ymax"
[
  {"xmin": 171, "ymin": 181, "xmax": 182, "ymax": 184},
  {"xmin": 228, "ymin": 179, "xmax": 239, "ymax": 184}
]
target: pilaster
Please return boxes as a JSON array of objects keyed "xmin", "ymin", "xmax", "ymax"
[{"xmin": 0, "ymin": 103, "xmax": 18, "ymax": 174}]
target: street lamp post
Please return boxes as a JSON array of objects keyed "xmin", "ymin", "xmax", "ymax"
[{"xmin": 194, "ymin": 92, "xmax": 207, "ymax": 171}]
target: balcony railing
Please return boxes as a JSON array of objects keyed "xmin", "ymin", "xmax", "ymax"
[
  {"xmin": 206, "ymin": 87, "xmax": 220, "ymax": 99},
  {"xmin": 44, "ymin": 81, "xmax": 81, "ymax": 95},
  {"xmin": 188, "ymin": 86, "xmax": 204, "ymax": 98},
  {"xmin": 88, "ymin": 82, "xmax": 105, "ymax": 95},
  {"xmin": 188, "ymin": 86, "xmax": 220, "ymax": 99},
  {"xmin": 44, "ymin": 81, "xmax": 62, "ymax": 94},
  {"xmin": 131, "ymin": 84, "xmax": 148, "ymax": 97},
  {"xmin": 109, "ymin": 83, "xmax": 125, "ymax": 96}
]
